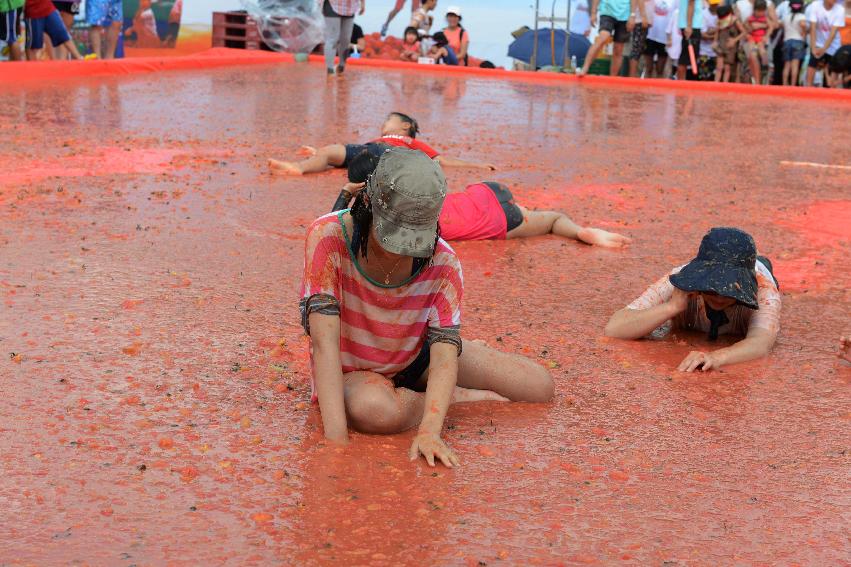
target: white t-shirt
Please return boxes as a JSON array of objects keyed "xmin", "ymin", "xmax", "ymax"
[
  {"xmin": 667, "ymin": 7, "xmax": 682, "ymax": 59},
  {"xmin": 783, "ymin": 12, "xmax": 807, "ymax": 41},
  {"xmin": 571, "ymin": 0, "xmax": 592, "ymax": 35},
  {"xmin": 700, "ymin": 5, "xmax": 718, "ymax": 56},
  {"xmin": 634, "ymin": 0, "xmax": 656, "ymax": 24},
  {"xmin": 807, "ymin": 0, "xmax": 845, "ymax": 55},
  {"xmin": 649, "ymin": 0, "xmax": 676, "ymax": 44}
]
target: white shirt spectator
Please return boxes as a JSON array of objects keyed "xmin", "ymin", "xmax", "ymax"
[
  {"xmin": 783, "ymin": 11, "xmax": 807, "ymax": 41},
  {"xmin": 648, "ymin": 0, "xmax": 676, "ymax": 44},
  {"xmin": 571, "ymin": 0, "xmax": 592, "ymax": 35},
  {"xmin": 667, "ymin": 7, "xmax": 682, "ymax": 60},
  {"xmin": 700, "ymin": 3, "xmax": 718, "ymax": 57},
  {"xmin": 807, "ymin": 0, "xmax": 845, "ymax": 55}
]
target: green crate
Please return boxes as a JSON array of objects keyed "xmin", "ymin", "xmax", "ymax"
[{"xmin": 588, "ymin": 58, "xmax": 611, "ymax": 76}]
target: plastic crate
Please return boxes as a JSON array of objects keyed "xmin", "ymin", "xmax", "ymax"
[
  {"xmin": 587, "ymin": 58, "xmax": 611, "ymax": 76},
  {"xmin": 212, "ymin": 11, "xmax": 271, "ymax": 51}
]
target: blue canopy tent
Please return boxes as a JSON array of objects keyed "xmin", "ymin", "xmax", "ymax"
[{"xmin": 508, "ymin": 28, "xmax": 591, "ymax": 69}]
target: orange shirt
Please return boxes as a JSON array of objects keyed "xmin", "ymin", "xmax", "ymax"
[{"xmin": 442, "ymin": 26, "xmax": 468, "ymax": 55}]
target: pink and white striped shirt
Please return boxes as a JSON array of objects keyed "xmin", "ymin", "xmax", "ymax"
[
  {"xmin": 322, "ymin": 0, "xmax": 361, "ymax": 17},
  {"xmin": 300, "ymin": 212, "xmax": 463, "ymax": 397}
]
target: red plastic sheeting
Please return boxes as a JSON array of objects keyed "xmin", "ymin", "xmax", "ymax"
[
  {"xmin": 1, "ymin": 62, "xmax": 849, "ymax": 565},
  {"xmin": 5, "ymin": 46, "xmax": 851, "ymax": 102}
]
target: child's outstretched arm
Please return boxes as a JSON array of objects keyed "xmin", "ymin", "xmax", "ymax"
[
  {"xmin": 309, "ymin": 313, "xmax": 349, "ymax": 444},
  {"xmin": 677, "ymin": 326, "xmax": 776, "ymax": 372},
  {"xmin": 434, "ymin": 154, "xmax": 496, "ymax": 170},
  {"xmin": 409, "ymin": 341, "xmax": 460, "ymax": 468}
]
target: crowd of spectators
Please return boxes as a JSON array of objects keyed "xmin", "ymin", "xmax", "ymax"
[
  {"xmin": 2, "ymin": 0, "xmax": 847, "ymax": 86},
  {"xmin": 1, "ymin": 0, "xmax": 180, "ymax": 61},
  {"xmin": 576, "ymin": 0, "xmax": 850, "ymax": 86}
]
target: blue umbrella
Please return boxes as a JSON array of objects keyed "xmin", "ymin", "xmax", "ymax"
[{"xmin": 508, "ymin": 28, "xmax": 591, "ymax": 68}]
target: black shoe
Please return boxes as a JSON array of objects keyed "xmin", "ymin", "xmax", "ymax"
[
  {"xmin": 326, "ymin": 68, "xmax": 335, "ymax": 75},
  {"xmin": 336, "ymin": 65, "xmax": 345, "ymax": 74}
]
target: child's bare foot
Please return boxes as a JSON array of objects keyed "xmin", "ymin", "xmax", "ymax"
[
  {"xmin": 297, "ymin": 145, "xmax": 317, "ymax": 157},
  {"xmin": 838, "ymin": 336, "xmax": 851, "ymax": 363},
  {"xmin": 452, "ymin": 386, "xmax": 509, "ymax": 403},
  {"xmin": 577, "ymin": 227, "xmax": 632, "ymax": 248},
  {"xmin": 268, "ymin": 158, "xmax": 303, "ymax": 175}
]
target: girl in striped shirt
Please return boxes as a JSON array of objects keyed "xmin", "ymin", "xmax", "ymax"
[{"xmin": 300, "ymin": 148, "xmax": 553, "ymax": 468}]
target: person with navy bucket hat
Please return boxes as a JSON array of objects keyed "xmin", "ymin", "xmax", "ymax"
[{"xmin": 605, "ymin": 227, "xmax": 782, "ymax": 372}]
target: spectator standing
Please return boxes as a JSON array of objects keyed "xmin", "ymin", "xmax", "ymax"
[
  {"xmin": 441, "ymin": 5, "xmax": 468, "ymax": 65},
  {"xmin": 86, "ymin": 0, "xmax": 122, "ymax": 58},
  {"xmin": 25, "ymin": 0, "xmax": 82, "ymax": 59},
  {"xmin": 743, "ymin": 0, "xmax": 770, "ymax": 83},
  {"xmin": 380, "ymin": 0, "xmax": 420, "ymax": 37},
  {"xmin": 699, "ymin": 0, "xmax": 720, "ymax": 80},
  {"xmin": 677, "ymin": 0, "xmax": 703, "ymax": 80},
  {"xmin": 410, "ymin": 0, "xmax": 436, "ymax": 37},
  {"xmin": 667, "ymin": 5, "xmax": 682, "ymax": 75},
  {"xmin": 628, "ymin": 0, "xmax": 651, "ymax": 76},
  {"xmin": 577, "ymin": 0, "xmax": 636, "ymax": 76},
  {"xmin": 322, "ymin": 0, "xmax": 364, "ymax": 75},
  {"xmin": 781, "ymin": 0, "xmax": 807, "ymax": 85},
  {"xmin": 51, "ymin": 1, "xmax": 78, "ymax": 59},
  {"xmin": 1, "ymin": 0, "xmax": 24, "ymax": 60},
  {"xmin": 734, "ymin": 0, "xmax": 778, "ymax": 81},
  {"xmin": 714, "ymin": 4, "xmax": 743, "ymax": 81},
  {"xmin": 571, "ymin": 0, "xmax": 592, "ymax": 37},
  {"xmin": 644, "ymin": 0, "xmax": 675, "ymax": 77},
  {"xmin": 805, "ymin": 0, "xmax": 845, "ymax": 86}
]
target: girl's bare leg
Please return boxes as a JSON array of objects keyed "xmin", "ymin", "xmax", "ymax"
[
  {"xmin": 507, "ymin": 207, "xmax": 630, "ymax": 247},
  {"xmin": 343, "ymin": 364, "xmax": 511, "ymax": 435},
  {"xmin": 268, "ymin": 143, "xmax": 346, "ymax": 175},
  {"xmin": 790, "ymin": 59, "xmax": 800, "ymax": 86},
  {"xmin": 455, "ymin": 340, "xmax": 554, "ymax": 402}
]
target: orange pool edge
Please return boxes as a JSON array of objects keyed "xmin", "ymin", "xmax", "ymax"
[{"xmin": 5, "ymin": 47, "xmax": 851, "ymax": 102}]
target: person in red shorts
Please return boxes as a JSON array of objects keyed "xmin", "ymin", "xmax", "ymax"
[
  {"xmin": 332, "ymin": 148, "xmax": 632, "ymax": 248},
  {"xmin": 24, "ymin": 0, "xmax": 82, "ymax": 60},
  {"xmin": 268, "ymin": 112, "xmax": 495, "ymax": 176}
]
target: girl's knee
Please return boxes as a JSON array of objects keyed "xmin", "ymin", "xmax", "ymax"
[
  {"xmin": 346, "ymin": 386, "xmax": 405, "ymax": 434},
  {"xmin": 525, "ymin": 361, "xmax": 555, "ymax": 402}
]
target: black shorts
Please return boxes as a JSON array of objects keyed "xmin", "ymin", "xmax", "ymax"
[
  {"xmin": 678, "ymin": 30, "xmax": 702, "ymax": 67},
  {"xmin": 53, "ymin": 1, "xmax": 80, "ymax": 15},
  {"xmin": 644, "ymin": 38, "xmax": 667, "ymax": 57},
  {"xmin": 599, "ymin": 15, "xmax": 629, "ymax": 43},
  {"xmin": 393, "ymin": 340, "xmax": 430, "ymax": 391},
  {"xmin": 0, "ymin": 7, "xmax": 21, "ymax": 44},
  {"xmin": 630, "ymin": 24, "xmax": 648, "ymax": 60},
  {"xmin": 482, "ymin": 181, "xmax": 524, "ymax": 232},
  {"xmin": 808, "ymin": 51, "xmax": 832, "ymax": 69},
  {"xmin": 342, "ymin": 142, "xmax": 390, "ymax": 168}
]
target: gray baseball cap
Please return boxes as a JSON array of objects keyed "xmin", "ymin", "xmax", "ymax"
[{"xmin": 366, "ymin": 147, "xmax": 447, "ymax": 258}]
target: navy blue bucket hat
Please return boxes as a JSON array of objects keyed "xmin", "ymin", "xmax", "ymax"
[{"xmin": 669, "ymin": 227, "xmax": 759, "ymax": 310}]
